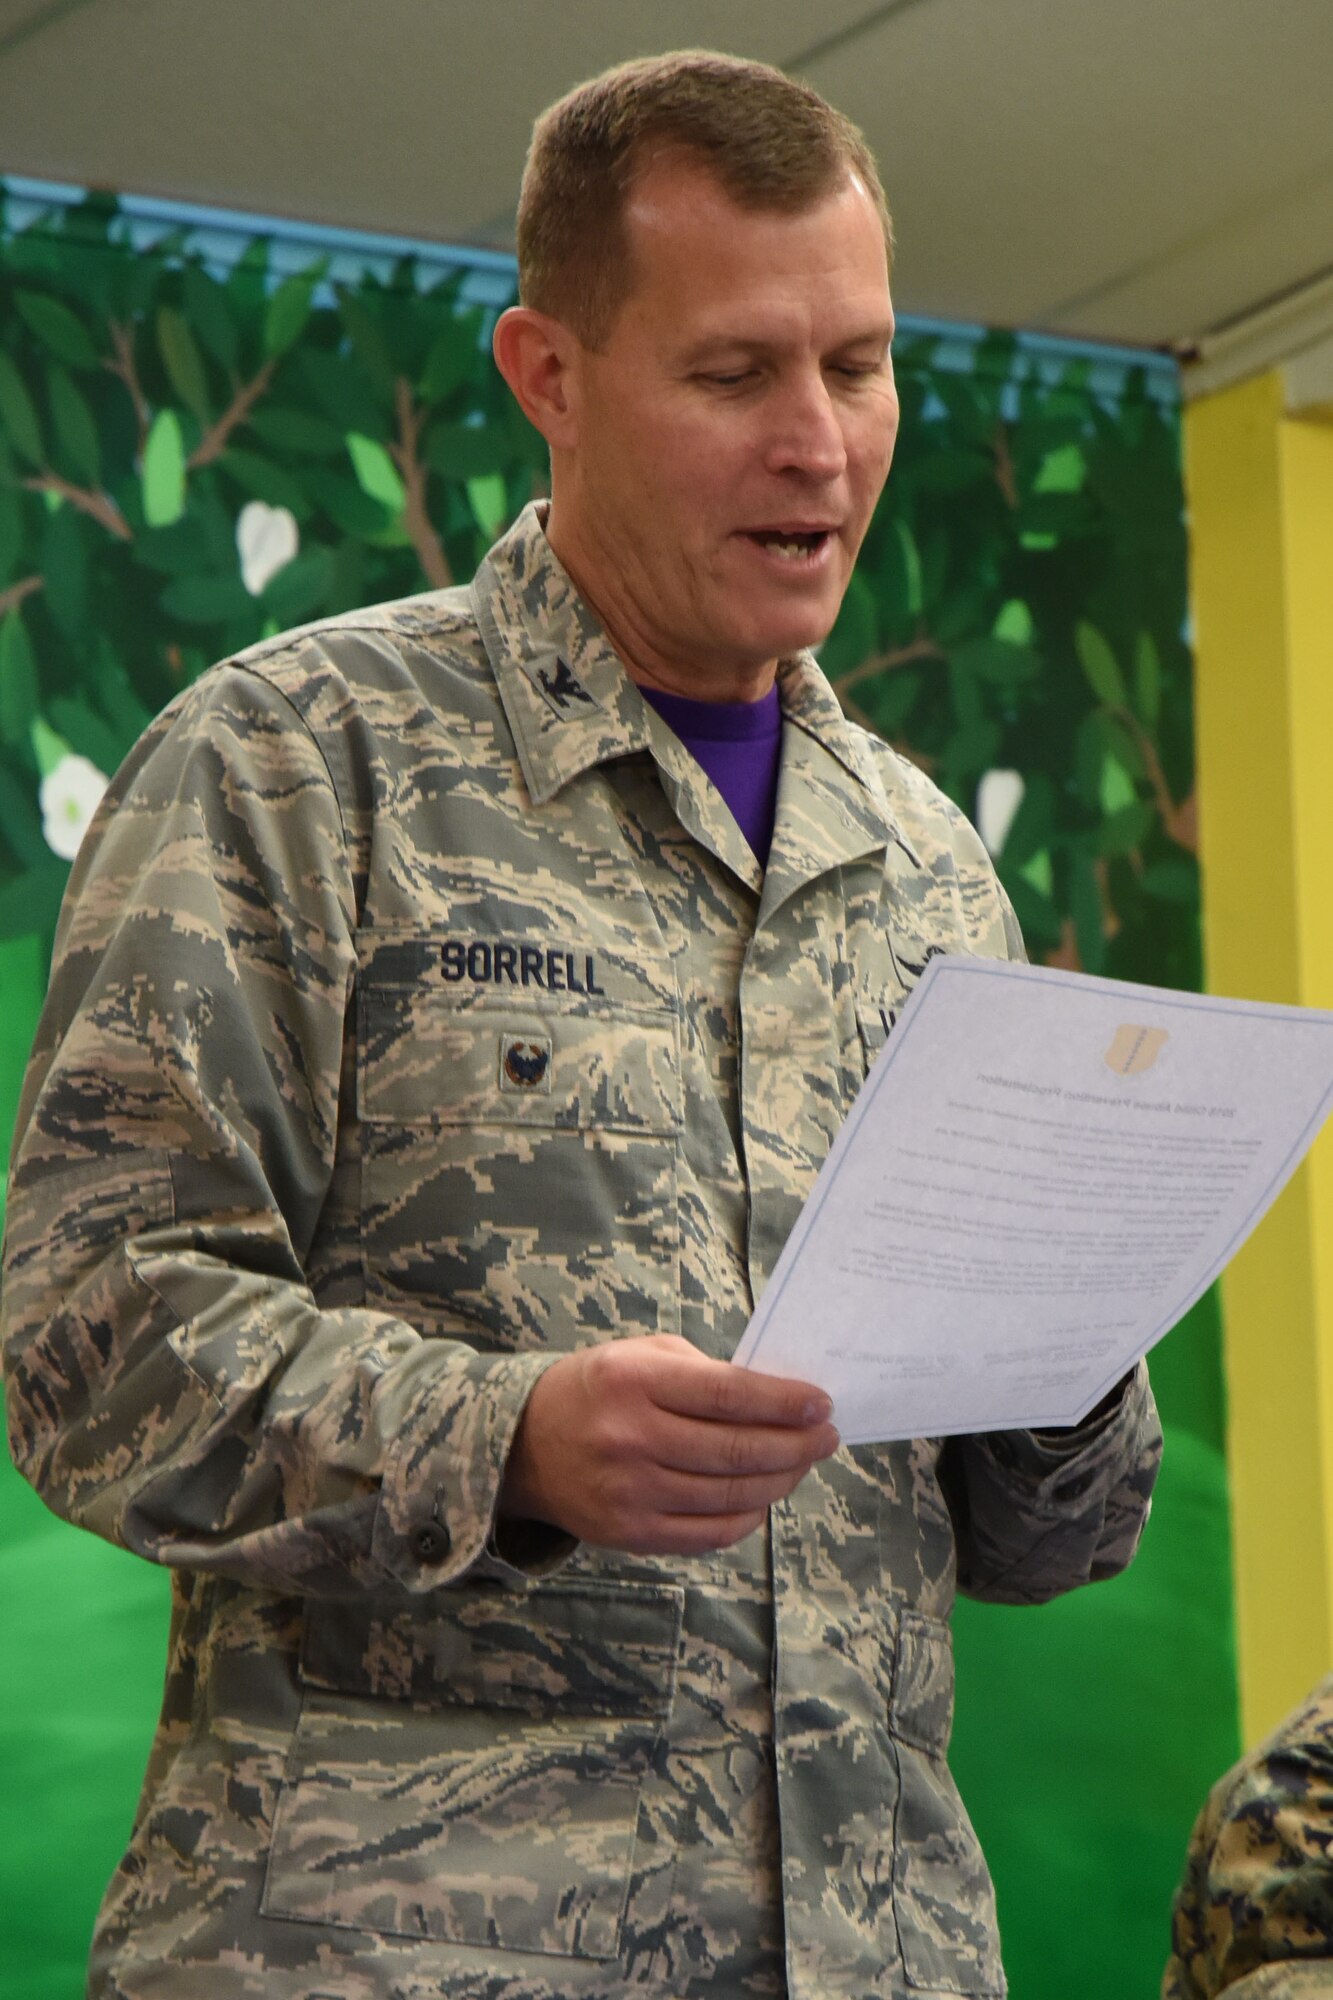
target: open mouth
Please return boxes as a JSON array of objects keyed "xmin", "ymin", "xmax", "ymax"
[{"xmin": 744, "ymin": 529, "xmax": 833, "ymax": 562}]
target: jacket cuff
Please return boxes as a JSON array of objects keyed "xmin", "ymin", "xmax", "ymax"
[
  {"xmin": 977, "ymin": 1359, "xmax": 1153, "ymax": 1505},
  {"xmin": 371, "ymin": 1345, "xmax": 573, "ymax": 1590}
]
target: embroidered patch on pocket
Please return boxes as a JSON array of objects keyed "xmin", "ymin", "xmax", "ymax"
[{"xmin": 499, "ymin": 1033, "xmax": 553, "ymax": 1093}]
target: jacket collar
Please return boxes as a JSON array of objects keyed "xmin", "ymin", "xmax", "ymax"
[{"xmin": 473, "ymin": 503, "xmax": 906, "ymax": 894}]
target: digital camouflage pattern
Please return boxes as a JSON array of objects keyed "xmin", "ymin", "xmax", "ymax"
[
  {"xmin": 3, "ymin": 504, "xmax": 1161, "ymax": 1999},
  {"xmin": 1164, "ymin": 1675, "xmax": 1333, "ymax": 2000}
]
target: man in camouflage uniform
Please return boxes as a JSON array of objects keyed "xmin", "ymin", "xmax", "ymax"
[
  {"xmin": 2, "ymin": 50, "xmax": 1161, "ymax": 2000},
  {"xmin": 1164, "ymin": 1677, "xmax": 1333, "ymax": 1999}
]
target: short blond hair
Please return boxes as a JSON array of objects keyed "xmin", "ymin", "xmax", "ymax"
[{"xmin": 517, "ymin": 50, "xmax": 893, "ymax": 349}]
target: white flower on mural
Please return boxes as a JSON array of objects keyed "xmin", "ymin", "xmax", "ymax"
[
  {"xmin": 975, "ymin": 767, "xmax": 1025, "ymax": 857},
  {"xmin": 40, "ymin": 753, "xmax": 108, "ymax": 861},
  {"xmin": 236, "ymin": 501, "xmax": 299, "ymax": 596}
]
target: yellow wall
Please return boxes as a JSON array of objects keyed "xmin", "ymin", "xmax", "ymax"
[{"xmin": 1185, "ymin": 371, "xmax": 1333, "ymax": 1741}]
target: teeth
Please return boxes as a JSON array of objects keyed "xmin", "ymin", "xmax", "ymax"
[{"xmin": 761, "ymin": 535, "xmax": 817, "ymax": 560}]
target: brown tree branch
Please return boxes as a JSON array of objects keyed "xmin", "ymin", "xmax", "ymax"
[
  {"xmin": 0, "ymin": 574, "xmax": 44, "ymax": 617},
  {"xmin": 832, "ymin": 682, "xmax": 938, "ymax": 770},
  {"xmin": 103, "ymin": 320, "xmax": 151, "ymax": 456},
  {"xmin": 1110, "ymin": 705, "xmax": 1197, "ymax": 853},
  {"xmin": 188, "ymin": 359, "xmax": 276, "ymax": 469},
  {"xmin": 389, "ymin": 376, "xmax": 453, "ymax": 590},
  {"xmin": 993, "ymin": 421, "xmax": 1019, "ymax": 509},
  {"xmin": 23, "ymin": 475, "xmax": 132, "ymax": 541},
  {"xmin": 1045, "ymin": 918, "xmax": 1081, "ymax": 972},
  {"xmin": 831, "ymin": 635, "xmax": 945, "ymax": 700},
  {"xmin": 1094, "ymin": 855, "xmax": 1123, "ymax": 939},
  {"xmin": 1169, "ymin": 789, "xmax": 1197, "ymax": 852}
]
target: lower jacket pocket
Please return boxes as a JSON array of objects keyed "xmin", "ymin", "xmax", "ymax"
[{"xmin": 261, "ymin": 1579, "xmax": 683, "ymax": 1961}]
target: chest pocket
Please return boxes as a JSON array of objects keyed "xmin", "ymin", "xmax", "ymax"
[
  {"xmin": 354, "ymin": 936, "xmax": 683, "ymax": 1351},
  {"xmin": 262, "ymin": 1580, "xmax": 683, "ymax": 1961}
]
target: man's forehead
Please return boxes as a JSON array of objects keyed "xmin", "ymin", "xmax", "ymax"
[
  {"xmin": 613, "ymin": 157, "xmax": 891, "ymax": 346},
  {"xmin": 623, "ymin": 147, "xmax": 872, "ymax": 240}
]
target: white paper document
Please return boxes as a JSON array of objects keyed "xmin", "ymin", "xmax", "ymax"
[{"xmin": 734, "ymin": 957, "xmax": 1333, "ymax": 1443}]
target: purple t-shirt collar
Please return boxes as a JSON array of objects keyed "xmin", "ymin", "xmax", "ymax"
[{"xmin": 639, "ymin": 683, "xmax": 783, "ymax": 868}]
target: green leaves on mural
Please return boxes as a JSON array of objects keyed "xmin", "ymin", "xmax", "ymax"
[
  {"xmin": 0, "ymin": 194, "xmax": 557, "ymax": 954},
  {"xmin": 337, "ymin": 292, "xmax": 395, "ymax": 401},
  {"xmin": 819, "ymin": 569, "xmax": 877, "ymax": 678},
  {"xmin": 264, "ymin": 264, "xmax": 325, "ymax": 358},
  {"xmin": 829, "ymin": 335, "xmax": 1196, "ymax": 990},
  {"xmin": 466, "ymin": 474, "xmax": 507, "ymax": 537},
  {"xmin": 0, "ymin": 350, "xmax": 43, "ymax": 465},
  {"xmin": 157, "ymin": 307, "xmax": 213, "ymax": 426},
  {"xmin": 421, "ymin": 309, "xmax": 486, "ymax": 404},
  {"xmin": 1134, "ymin": 630, "xmax": 1162, "ymax": 728},
  {"xmin": 48, "ymin": 366, "xmax": 101, "ymax": 486},
  {"xmin": 951, "ymin": 636, "xmax": 1042, "ymax": 688},
  {"xmin": 299, "ymin": 349, "xmax": 386, "ymax": 439},
  {"xmin": 346, "ymin": 432, "xmax": 406, "ymax": 514},
  {"xmin": 0, "ymin": 611, "xmax": 38, "ymax": 745},
  {"xmin": 14, "ymin": 289, "xmax": 99, "ymax": 369},
  {"xmin": 0, "ymin": 185, "xmax": 1194, "ymax": 1003},
  {"xmin": 141, "ymin": 409, "xmax": 187, "ymax": 526},
  {"xmin": 424, "ymin": 420, "xmax": 510, "ymax": 480},
  {"xmin": 248, "ymin": 406, "xmax": 345, "ymax": 458},
  {"xmin": 159, "ymin": 572, "xmax": 252, "ymax": 623},
  {"xmin": 182, "ymin": 263, "xmax": 239, "ymax": 373},
  {"xmin": 1075, "ymin": 621, "xmax": 1127, "ymax": 707}
]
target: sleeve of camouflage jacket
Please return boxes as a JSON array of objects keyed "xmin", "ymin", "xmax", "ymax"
[
  {"xmin": 1168, "ymin": 1966, "xmax": 1333, "ymax": 2000},
  {"xmin": 936, "ymin": 1362, "xmax": 1161, "ymax": 1603},
  {"xmin": 1, "ymin": 666, "xmax": 564, "ymax": 1598},
  {"xmin": 1162, "ymin": 1676, "xmax": 1333, "ymax": 2000}
]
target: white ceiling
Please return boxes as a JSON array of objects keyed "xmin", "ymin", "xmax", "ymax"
[{"xmin": 2, "ymin": 0, "xmax": 1331, "ymax": 355}]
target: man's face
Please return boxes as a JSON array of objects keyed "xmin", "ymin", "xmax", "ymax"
[{"xmin": 548, "ymin": 153, "xmax": 899, "ymax": 700}]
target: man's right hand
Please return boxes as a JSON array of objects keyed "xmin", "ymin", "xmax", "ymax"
[{"xmin": 498, "ymin": 1334, "xmax": 840, "ymax": 1555}]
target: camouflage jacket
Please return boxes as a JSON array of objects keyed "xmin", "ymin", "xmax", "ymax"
[
  {"xmin": 3, "ymin": 505, "xmax": 1161, "ymax": 2000},
  {"xmin": 1164, "ymin": 1676, "xmax": 1333, "ymax": 1999}
]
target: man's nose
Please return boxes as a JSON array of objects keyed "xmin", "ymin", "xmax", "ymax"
[{"xmin": 765, "ymin": 374, "xmax": 848, "ymax": 479}]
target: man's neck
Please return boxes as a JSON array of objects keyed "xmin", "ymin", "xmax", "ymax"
[{"xmin": 541, "ymin": 503, "xmax": 778, "ymax": 706}]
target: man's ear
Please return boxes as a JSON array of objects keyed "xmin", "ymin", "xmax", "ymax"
[{"xmin": 492, "ymin": 307, "xmax": 580, "ymax": 450}]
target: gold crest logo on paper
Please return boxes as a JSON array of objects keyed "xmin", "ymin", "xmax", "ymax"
[{"xmin": 1104, "ymin": 1024, "xmax": 1169, "ymax": 1077}]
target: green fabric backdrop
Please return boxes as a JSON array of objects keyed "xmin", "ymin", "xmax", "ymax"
[{"xmin": 0, "ymin": 182, "xmax": 1236, "ymax": 2000}]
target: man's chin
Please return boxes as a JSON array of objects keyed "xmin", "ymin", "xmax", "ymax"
[{"xmin": 753, "ymin": 617, "xmax": 840, "ymax": 664}]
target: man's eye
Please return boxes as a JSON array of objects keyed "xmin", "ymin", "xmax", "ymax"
[{"xmin": 703, "ymin": 371, "xmax": 755, "ymax": 388}]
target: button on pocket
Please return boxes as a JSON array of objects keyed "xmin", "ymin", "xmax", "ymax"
[{"xmin": 410, "ymin": 1522, "xmax": 451, "ymax": 1564}]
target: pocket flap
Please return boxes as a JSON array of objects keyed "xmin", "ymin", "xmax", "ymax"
[
  {"xmin": 301, "ymin": 1580, "xmax": 684, "ymax": 1718},
  {"xmin": 358, "ymin": 980, "xmax": 680, "ymax": 1134}
]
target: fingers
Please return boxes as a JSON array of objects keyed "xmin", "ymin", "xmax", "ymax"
[
  {"xmin": 651, "ymin": 1409, "xmax": 840, "ymax": 1478},
  {"xmin": 652, "ymin": 1346, "xmax": 834, "ymax": 1430},
  {"xmin": 642, "ymin": 1457, "xmax": 817, "ymax": 1517},
  {"xmin": 633, "ymin": 1345, "xmax": 839, "ymax": 1477},
  {"xmin": 499, "ymin": 1337, "xmax": 842, "ymax": 1557}
]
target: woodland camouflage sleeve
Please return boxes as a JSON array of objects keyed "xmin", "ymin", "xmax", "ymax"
[
  {"xmin": 1, "ymin": 664, "xmax": 561, "ymax": 1597},
  {"xmin": 1162, "ymin": 1677, "xmax": 1333, "ymax": 1999}
]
